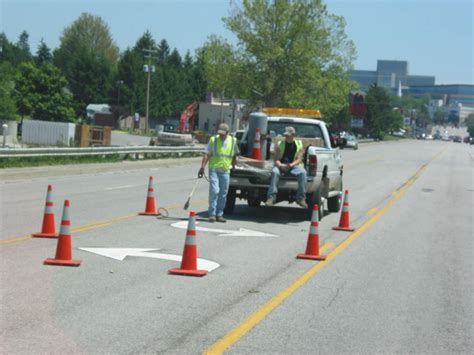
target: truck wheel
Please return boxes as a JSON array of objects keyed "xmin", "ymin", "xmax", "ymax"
[
  {"xmin": 224, "ymin": 188, "xmax": 236, "ymax": 214},
  {"xmin": 247, "ymin": 195, "xmax": 261, "ymax": 207},
  {"xmin": 307, "ymin": 185, "xmax": 324, "ymax": 220},
  {"xmin": 328, "ymin": 181, "xmax": 343, "ymax": 212},
  {"xmin": 327, "ymin": 194, "xmax": 342, "ymax": 212}
]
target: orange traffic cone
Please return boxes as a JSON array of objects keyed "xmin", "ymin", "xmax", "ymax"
[
  {"xmin": 139, "ymin": 176, "xmax": 160, "ymax": 216},
  {"xmin": 333, "ymin": 190, "xmax": 355, "ymax": 232},
  {"xmin": 297, "ymin": 204, "xmax": 326, "ymax": 260},
  {"xmin": 168, "ymin": 211, "xmax": 207, "ymax": 276},
  {"xmin": 32, "ymin": 185, "xmax": 58, "ymax": 238},
  {"xmin": 251, "ymin": 128, "xmax": 262, "ymax": 160},
  {"xmin": 44, "ymin": 200, "xmax": 81, "ymax": 267}
]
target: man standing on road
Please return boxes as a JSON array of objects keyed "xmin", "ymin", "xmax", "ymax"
[
  {"xmin": 198, "ymin": 123, "xmax": 239, "ymax": 223},
  {"xmin": 266, "ymin": 126, "xmax": 308, "ymax": 208}
]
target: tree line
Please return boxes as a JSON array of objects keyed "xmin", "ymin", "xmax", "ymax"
[{"xmin": 1, "ymin": 1, "xmax": 359, "ymax": 129}]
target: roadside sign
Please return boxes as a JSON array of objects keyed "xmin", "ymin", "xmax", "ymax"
[{"xmin": 351, "ymin": 118, "xmax": 364, "ymax": 128}]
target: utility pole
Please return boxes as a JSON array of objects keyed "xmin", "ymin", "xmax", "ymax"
[{"xmin": 143, "ymin": 48, "xmax": 158, "ymax": 133}]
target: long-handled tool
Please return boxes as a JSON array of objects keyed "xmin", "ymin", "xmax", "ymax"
[{"xmin": 183, "ymin": 178, "xmax": 201, "ymax": 210}]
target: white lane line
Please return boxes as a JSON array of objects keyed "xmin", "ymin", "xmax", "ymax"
[{"xmin": 105, "ymin": 185, "xmax": 138, "ymax": 190}]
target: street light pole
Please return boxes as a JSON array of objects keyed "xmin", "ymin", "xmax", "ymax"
[{"xmin": 143, "ymin": 48, "xmax": 157, "ymax": 134}]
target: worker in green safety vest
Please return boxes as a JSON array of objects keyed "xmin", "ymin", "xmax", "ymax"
[
  {"xmin": 199, "ymin": 123, "xmax": 239, "ymax": 222},
  {"xmin": 266, "ymin": 126, "xmax": 308, "ymax": 208}
]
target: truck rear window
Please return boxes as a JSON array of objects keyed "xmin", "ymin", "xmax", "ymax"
[{"xmin": 268, "ymin": 122, "xmax": 324, "ymax": 139}]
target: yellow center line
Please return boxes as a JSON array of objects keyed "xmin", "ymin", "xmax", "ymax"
[
  {"xmin": 367, "ymin": 207, "xmax": 378, "ymax": 216},
  {"xmin": 204, "ymin": 147, "xmax": 446, "ymax": 355},
  {"xmin": 1, "ymin": 199, "xmax": 209, "ymax": 245}
]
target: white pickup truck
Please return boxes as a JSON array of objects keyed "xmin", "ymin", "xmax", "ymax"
[{"xmin": 225, "ymin": 112, "xmax": 344, "ymax": 218}]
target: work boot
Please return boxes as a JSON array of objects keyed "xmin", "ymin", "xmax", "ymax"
[
  {"xmin": 216, "ymin": 216, "xmax": 226, "ymax": 223},
  {"xmin": 208, "ymin": 215, "xmax": 216, "ymax": 223},
  {"xmin": 265, "ymin": 198, "xmax": 274, "ymax": 206},
  {"xmin": 297, "ymin": 199, "xmax": 308, "ymax": 209}
]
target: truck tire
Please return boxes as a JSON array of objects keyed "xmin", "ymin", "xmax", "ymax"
[
  {"xmin": 247, "ymin": 195, "xmax": 261, "ymax": 207},
  {"xmin": 328, "ymin": 180, "xmax": 343, "ymax": 212},
  {"xmin": 224, "ymin": 188, "xmax": 236, "ymax": 214},
  {"xmin": 307, "ymin": 185, "xmax": 324, "ymax": 220}
]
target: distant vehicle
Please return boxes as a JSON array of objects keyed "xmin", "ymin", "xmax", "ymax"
[
  {"xmin": 441, "ymin": 134, "xmax": 450, "ymax": 141},
  {"xmin": 425, "ymin": 134, "xmax": 433, "ymax": 140},
  {"xmin": 452, "ymin": 135, "xmax": 462, "ymax": 143},
  {"xmin": 433, "ymin": 132, "xmax": 442, "ymax": 140},
  {"xmin": 463, "ymin": 136, "xmax": 472, "ymax": 144},
  {"xmin": 344, "ymin": 134, "xmax": 359, "ymax": 150},
  {"xmin": 392, "ymin": 129, "xmax": 406, "ymax": 137}
]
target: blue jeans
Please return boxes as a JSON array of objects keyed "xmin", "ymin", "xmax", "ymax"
[
  {"xmin": 267, "ymin": 166, "xmax": 307, "ymax": 202},
  {"xmin": 208, "ymin": 169, "xmax": 230, "ymax": 217}
]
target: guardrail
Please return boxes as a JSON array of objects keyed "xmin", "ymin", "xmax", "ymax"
[{"xmin": 0, "ymin": 145, "xmax": 204, "ymax": 158}]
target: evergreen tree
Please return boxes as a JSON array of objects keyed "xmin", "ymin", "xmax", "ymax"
[
  {"xmin": 35, "ymin": 39, "xmax": 53, "ymax": 66},
  {"xmin": 16, "ymin": 31, "xmax": 32, "ymax": 63}
]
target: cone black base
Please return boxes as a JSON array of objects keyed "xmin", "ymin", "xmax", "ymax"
[
  {"xmin": 138, "ymin": 211, "xmax": 161, "ymax": 216},
  {"xmin": 296, "ymin": 253, "xmax": 326, "ymax": 260},
  {"xmin": 168, "ymin": 268, "xmax": 207, "ymax": 277},
  {"xmin": 32, "ymin": 232, "xmax": 58, "ymax": 238},
  {"xmin": 44, "ymin": 258, "xmax": 81, "ymax": 267},
  {"xmin": 332, "ymin": 226, "xmax": 355, "ymax": 232}
]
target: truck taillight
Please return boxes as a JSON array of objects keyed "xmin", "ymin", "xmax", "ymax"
[{"xmin": 308, "ymin": 155, "xmax": 317, "ymax": 176}]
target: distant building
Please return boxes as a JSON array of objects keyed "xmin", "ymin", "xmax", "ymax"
[
  {"xmin": 407, "ymin": 84, "xmax": 474, "ymax": 108},
  {"xmin": 350, "ymin": 60, "xmax": 435, "ymax": 91}
]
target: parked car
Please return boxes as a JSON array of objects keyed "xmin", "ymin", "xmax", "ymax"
[
  {"xmin": 463, "ymin": 136, "xmax": 473, "ymax": 144},
  {"xmin": 344, "ymin": 134, "xmax": 359, "ymax": 149},
  {"xmin": 452, "ymin": 135, "xmax": 462, "ymax": 143}
]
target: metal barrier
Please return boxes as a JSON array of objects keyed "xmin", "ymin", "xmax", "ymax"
[{"xmin": 0, "ymin": 145, "xmax": 204, "ymax": 158}]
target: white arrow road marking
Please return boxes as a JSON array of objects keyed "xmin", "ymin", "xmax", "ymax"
[
  {"xmin": 170, "ymin": 221, "xmax": 279, "ymax": 238},
  {"xmin": 79, "ymin": 248, "xmax": 220, "ymax": 272}
]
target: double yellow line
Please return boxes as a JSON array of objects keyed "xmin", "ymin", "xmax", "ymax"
[{"xmin": 204, "ymin": 147, "xmax": 446, "ymax": 354}]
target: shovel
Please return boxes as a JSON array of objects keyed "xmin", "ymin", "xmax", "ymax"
[{"xmin": 184, "ymin": 178, "xmax": 201, "ymax": 210}]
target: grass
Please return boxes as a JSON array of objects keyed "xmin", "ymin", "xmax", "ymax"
[
  {"xmin": 382, "ymin": 134, "xmax": 405, "ymax": 141},
  {"xmin": 0, "ymin": 152, "xmax": 202, "ymax": 169}
]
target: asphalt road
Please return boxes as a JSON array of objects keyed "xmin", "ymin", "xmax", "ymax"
[{"xmin": 1, "ymin": 139, "xmax": 472, "ymax": 354}]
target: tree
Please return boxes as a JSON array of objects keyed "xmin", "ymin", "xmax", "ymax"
[
  {"xmin": 35, "ymin": 39, "xmax": 53, "ymax": 66},
  {"xmin": 365, "ymin": 84, "xmax": 391, "ymax": 139},
  {"xmin": 54, "ymin": 13, "xmax": 119, "ymax": 115},
  {"xmin": 199, "ymin": 35, "xmax": 239, "ymax": 100},
  {"xmin": 465, "ymin": 113, "xmax": 474, "ymax": 137},
  {"xmin": 15, "ymin": 31, "xmax": 32, "ymax": 63},
  {"xmin": 14, "ymin": 62, "xmax": 75, "ymax": 122},
  {"xmin": 433, "ymin": 110, "xmax": 446, "ymax": 125},
  {"xmin": 0, "ymin": 62, "xmax": 18, "ymax": 120},
  {"xmin": 220, "ymin": 0, "xmax": 356, "ymax": 118}
]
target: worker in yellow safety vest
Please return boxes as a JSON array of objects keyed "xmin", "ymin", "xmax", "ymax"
[
  {"xmin": 266, "ymin": 126, "xmax": 308, "ymax": 208},
  {"xmin": 199, "ymin": 123, "xmax": 239, "ymax": 222}
]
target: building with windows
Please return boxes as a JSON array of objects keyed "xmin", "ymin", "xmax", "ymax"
[
  {"xmin": 350, "ymin": 60, "xmax": 473, "ymax": 110},
  {"xmin": 350, "ymin": 60, "xmax": 435, "ymax": 90}
]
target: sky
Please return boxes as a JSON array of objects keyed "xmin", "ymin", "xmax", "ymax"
[{"xmin": 1, "ymin": 0, "xmax": 472, "ymax": 84}]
